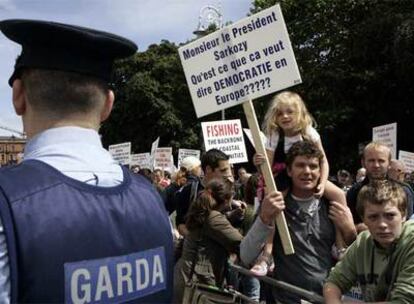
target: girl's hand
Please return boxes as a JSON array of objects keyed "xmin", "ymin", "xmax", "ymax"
[
  {"xmin": 253, "ymin": 153, "xmax": 266, "ymax": 167},
  {"xmin": 314, "ymin": 182, "xmax": 325, "ymax": 198},
  {"xmin": 328, "ymin": 201, "xmax": 354, "ymax": 231}
]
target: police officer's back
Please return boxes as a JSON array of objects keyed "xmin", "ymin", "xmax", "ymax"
[{"xmin": 0, "ymin": 19, "xmax": 173, "ymax": 303}]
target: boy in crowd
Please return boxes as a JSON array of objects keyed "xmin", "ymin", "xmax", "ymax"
[{"xmin": 324, "ymin": 180, "xmax": 414, "ymax": 303}]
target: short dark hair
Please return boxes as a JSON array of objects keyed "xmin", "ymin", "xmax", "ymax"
[
  {"xmin": 201, "ymin": 148, "xmax": 229, "ymax": 172},
  {"xmin": 285, "ymin": 140, "xmax": 324, "ymax": 169},
  {"xmin": 21, "ymin": 69, "xmax": 109, "ymax": 116},
  {"xmin": 357, "ymin": 180, "xmax": 407, "ymax": 218}
]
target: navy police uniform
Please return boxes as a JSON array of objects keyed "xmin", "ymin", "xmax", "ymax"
[{"xmin": 0, "ymin": 20, "xmax": 173, "ymax": 303}]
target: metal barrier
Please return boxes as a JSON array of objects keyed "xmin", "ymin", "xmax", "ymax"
[{"xmin": 229, "ymin": 263, "xmax": 325, "ymax": 304}]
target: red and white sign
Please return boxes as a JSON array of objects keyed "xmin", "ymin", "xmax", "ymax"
[{"xmin": 201, "ymin": 119, "xmax": 247, "ymax": 164}]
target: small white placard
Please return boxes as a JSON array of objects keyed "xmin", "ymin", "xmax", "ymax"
[
  {"xmin": 108, "ymin": 142, "xmax": 131, "ymax": 165},
  {"xmin": 177, "ymin": 149, "xmax": 201, "ymax": 168},
  {"xmin": 201, "ymin": 119, "xmax": 248, "ymax": 164},
  {"xmin": 399, "ymin": 150, "xmax": 414, "ymax": 173},
  {"xmin": 130, "ymin": 153, "xmax": 151, "ymax": 169},
  {"xmin": 372, "ymin": 122, "xmax": 397, "ymax": 159},
  {"xmin": 243, "ymin": 128, "xmax": 267, "ymax": 149},
  {"xmin": 154, "ymin": 147, "xmax": 173, "ymax": 171}
]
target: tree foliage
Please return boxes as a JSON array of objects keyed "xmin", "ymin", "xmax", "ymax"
[
  {"xmin": 250, "ymin": 0, "xmax": 414, "ymax": 171},
  {"xmin": 101, "ymin": 40, "xmax": 200, "ymax": 154}
]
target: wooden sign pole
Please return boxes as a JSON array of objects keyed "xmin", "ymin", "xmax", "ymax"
[{"xmin": 243, "ymin": 99, "xmax": 294, "ymax": 255}]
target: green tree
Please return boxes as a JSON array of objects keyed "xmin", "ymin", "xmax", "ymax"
[
  {"xmin": 250, "ymin": 0, "xmax": 414, "ymax": 172},
  {"xmin": 101, "ymin": 40, "xmax": 200, "ymax": 154}
]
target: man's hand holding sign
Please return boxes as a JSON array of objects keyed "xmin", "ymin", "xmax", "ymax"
[{"xmin": 179, "ymin": 4, "xmax": 301, "ymax": 255}]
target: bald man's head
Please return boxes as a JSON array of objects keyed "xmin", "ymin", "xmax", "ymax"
[{"xmin": 389, "ymin": 159, "xmax": 406, "ymax": 182}]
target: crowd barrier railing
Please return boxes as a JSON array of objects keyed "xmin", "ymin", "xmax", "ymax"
[{"xmin": 229, "ymin": 263, "xmax": 325, "ymax": 304}]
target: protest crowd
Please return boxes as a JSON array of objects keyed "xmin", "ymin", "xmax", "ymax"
[{"xmin": 0, "ymin": 5, "xmax": 413, "ymax": 304}]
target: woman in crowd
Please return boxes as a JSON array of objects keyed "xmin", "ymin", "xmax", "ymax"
[{"xmin": 173, "ymin": 178, "xmax": 243, "ymax": 303}]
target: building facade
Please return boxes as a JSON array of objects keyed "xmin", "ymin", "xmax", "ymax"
[{"xmin": 0, "ymin": 136, "xmax": 26, "ymax": 167}]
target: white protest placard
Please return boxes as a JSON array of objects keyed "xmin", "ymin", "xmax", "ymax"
[
  {"xmin": 399, "ymin": 150, "xmax": 414, "ymax": 173},
  {"xmin": 130, "ymin": 153, "xmax": 151, "ymax": 169},
  {"xmin": 170, "ymin": 155, "xmax": 177, "ymax": 174},
  {"xmin": 150, "ymin": 137, "xmax": 160, "ymax": 169},
  {"xmin": 372, "ymin": 122, "xmax": 397, "ymax": 159},
  {"xmin": 243, "ymin": 128, "xmax": 267, "ymax": 149},
  {"xmin": 180, "ymin": 4, "xmax": 296, "ymax": 254},
  {"xmin": 201, "ymin": 119, "xmax": 248, "ymax": 164},
  {"xmin": 179, "ymin": 4, "xmax": 301, "ymax": 118},
  {"xmin": 154, "ymin": 147, "xmax": 173, "ymax": 171},
  {"xmin": 178, "ymin": 149, "xmax": 201, "ymax": 168},
  {"xmin": 108, "ymin": 142, "xmax": 131, "ymax": 166}
]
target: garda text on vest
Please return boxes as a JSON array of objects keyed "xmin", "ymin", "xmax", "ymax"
[{"xmin": 65, "ymin": 247, "xmax": 166, "ymax": 304}]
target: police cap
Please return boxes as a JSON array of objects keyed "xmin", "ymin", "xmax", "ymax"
[{"xmin": 0, "ymin": 19, "xmax": 138, "ymax": 86}]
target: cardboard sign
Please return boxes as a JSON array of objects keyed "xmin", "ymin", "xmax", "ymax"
[
  {"xmin": 177, "ymin": 149, "xmax": 201, "ymax": 168},
  {"xmin": 201, "ymin": 119, "xmax": 248, "ymax": 164},
  {"xmin": 243, "ymin": 128, "xmax": 267, "ymax": 149},
  {"xmin": 170, "ymin": 155, "xmax": 177, "ymax": 174},
  {"xmin": 154, "ymin": 147, "xmax": 173, "ymax": 170},
  {"xmin": 108, "ymin": 142, "xmax": 131, "ymax": 165},
  {"xmin": 372, "ymin": 123, "xmax": 397, "ymax": 159},
  {"xmin": 179, "ymin": 4, "xmax": 301, "ymax": 117},
  {"xmin": 130, "ymin": 153, "xmax": 151, "ymax": 169},
  {"xmin": 399, "ymin": 150, "xmax": 414, "ymax": 173}
]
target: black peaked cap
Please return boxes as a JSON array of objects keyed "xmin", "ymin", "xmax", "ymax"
[{"xmin": 0, "ymin": 19, "xmax": 138, "ymax": 86}]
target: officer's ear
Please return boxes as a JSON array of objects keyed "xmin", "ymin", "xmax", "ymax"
[
  {"xmin": 100, "ymin": 89, "xmax": 114, "ymax": 122},
  {"xmin": 12, "ymin": 79, "xmax": 26, "ymax": 116}
]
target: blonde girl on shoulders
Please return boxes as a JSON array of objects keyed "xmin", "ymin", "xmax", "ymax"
[{"xmin": 251, "ymin": 91, "xmax": 350, "ymax": 276}]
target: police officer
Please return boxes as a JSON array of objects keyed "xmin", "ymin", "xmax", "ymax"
[{"xmin": 0, "ymin": 20, "xmax": 173, "ymax": 303}]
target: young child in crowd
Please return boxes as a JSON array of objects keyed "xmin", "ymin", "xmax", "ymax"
[{"xmin": 251, "ymin": 91, "xmax": 348, "ymax": 275}]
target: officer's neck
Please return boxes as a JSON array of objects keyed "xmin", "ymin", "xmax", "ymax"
[{"xmin": 23, "ymin": 113, "xmax": 99, "ymax": 139}]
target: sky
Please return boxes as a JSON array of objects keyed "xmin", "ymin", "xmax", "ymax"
[{"xmin": 0, "ymin": 0, "xmax": 252, "ymax": 136}]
